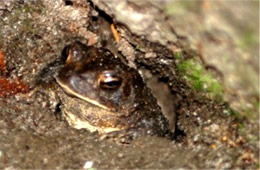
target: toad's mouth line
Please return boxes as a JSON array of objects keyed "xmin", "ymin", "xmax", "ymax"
[{"xmin": 56, "ymin": 78, "xmax": 112, "ymax": 111}]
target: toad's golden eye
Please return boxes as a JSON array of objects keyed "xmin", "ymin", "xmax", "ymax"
[{"xmin": 98, "ymin": 71, "xmax": 122, "ymax": 90}]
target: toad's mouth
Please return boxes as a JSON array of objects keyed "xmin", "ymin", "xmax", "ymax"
[{"xmin": 56, "ymin": 77, "xmax": 114, "ymax": 111}]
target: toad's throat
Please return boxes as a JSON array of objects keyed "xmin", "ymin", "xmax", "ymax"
[
  {"xmin": 56, "ymin": 78, "xmax": 112, "ymax": 111},
  {"xmin": 65, "ymin": 111, "xmax": 123, "ymax": 133}
]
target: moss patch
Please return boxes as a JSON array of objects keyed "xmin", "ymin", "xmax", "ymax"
[
  {"xmin": 0, "ymin": 2, "xmax": 44, "ymax": 36},
  {"xmin": 165, "ymin": 1, "xmax": 198, "ymax": 15},
  {"xmin": 242, "ymin": 99, "xmax": 259, "ymax": 120},
  {"xmin": 174, "ymin": 52, "xmax": 223, "ymax": 101},
  {"xmin": 237, "ymin": 29, "xmax": 258, "ymax": 51}
]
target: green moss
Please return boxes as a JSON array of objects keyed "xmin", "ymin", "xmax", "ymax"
[
  {"xmin": 165, "ymin": 1, "xmax": 191, "ymax": 15},
  {"xmin": 23, "ymin": 3, "xmax": 44, "ymax": 14},
  {"xmin": 238, "ymin": 29, "xmax": 258, "ymax": 51},
  {"xmin": 88, "ymin": 168, "xmax": 96, "ymax": 170},
  {"xmin": 243, "ymin": 100, "xmax": 260, "ymax": 120},
  {"xmin": 173, "ymin": 52, "xmax": 183, "ymax": 60},
  {"xmin": 174, "ymin": 53, "xmax": 223, "ymax": 100},
  {"xmin": 165, "ymin": 1, "xmax": 199, "ymax": 15},
  {"xmin": 238, "ymin": 122, "xmax": 245, "ymax": 132},
  {"xmin": 1, "ymin": 3, "xmax": 44, "ymax": 33}
]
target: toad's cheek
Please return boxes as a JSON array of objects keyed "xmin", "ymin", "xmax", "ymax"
[{"xmin": 56, "ymin": 75, "xmax": 111, "ymax": 111}]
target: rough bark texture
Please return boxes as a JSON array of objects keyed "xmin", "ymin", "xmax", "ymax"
[{"xmin": 0, "ymin": 0, "xmax": 258, "ymax": 169}]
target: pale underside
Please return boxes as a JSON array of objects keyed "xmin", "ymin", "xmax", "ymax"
[{"xmin": 64, "ymin": 111, "xmax": 123, "ymax": 133}]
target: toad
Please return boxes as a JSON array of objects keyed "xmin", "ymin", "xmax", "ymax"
[{"xmin": 55, "ymin": 41, "xmax": 169, "ymax": 139}]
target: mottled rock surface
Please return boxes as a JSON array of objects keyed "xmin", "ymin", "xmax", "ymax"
[{"xmin": 0, "ymin": 0, "xmax": 258, "ymax": 169}]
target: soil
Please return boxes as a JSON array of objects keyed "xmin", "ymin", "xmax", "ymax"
[{"xmin": 0, "ymin": 0, "xmax": 259, "ymax": 169}]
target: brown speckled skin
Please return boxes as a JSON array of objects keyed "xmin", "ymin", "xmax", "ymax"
[{"xmin": 56, "ymin": 42, "xmax": 169, "ymax": 139}]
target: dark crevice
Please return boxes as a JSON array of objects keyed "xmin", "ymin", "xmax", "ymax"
[
  {"xmin": 64, "ymin": 0, "xmax": 73, "ymax": 6},
  {"xmin": 87, "ymin": 0, "xmax": 113, "ymax": 24}
]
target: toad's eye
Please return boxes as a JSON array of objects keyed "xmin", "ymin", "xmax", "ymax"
[{"xmin": 98, "ymin": 71, "xmax": 122, "ymax": 90}]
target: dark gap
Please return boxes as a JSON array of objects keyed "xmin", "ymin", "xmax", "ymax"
[
  {"xmin": 54, "ymin": 103, "xmax": 63, "ymax": 121},
  {"xmin": 172, "ymin": 128, "xmax": 186, "ymax": 142},
  {"xmin": 158, "ymin": 76, "xmax": 169, "ymax": 83},
  {"xmin": 91, "ymin": 16, "xmax": 98, "ymax": 22},
  {"xmin": 61, "ymin": 44, "xmax": 71, "ymax": 63},
  {"xmin": 64, "ymin": 0, "xmax": 73, "ymax": 6},
  {"xmin": 171, "ymin": 111, "xmax": 187, "ymax": 142},
  {"xmin": 87, "ymin": 0, "xmax": 113, "ymax": 24},
  {"xmin": 25, "ymin": 145, "xmax": 30, "ymax": 150}
]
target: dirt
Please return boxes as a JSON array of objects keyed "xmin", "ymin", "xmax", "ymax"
[{"xmin": 0, "ymin": 0, "xmax": 259, "ymax": 169}]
